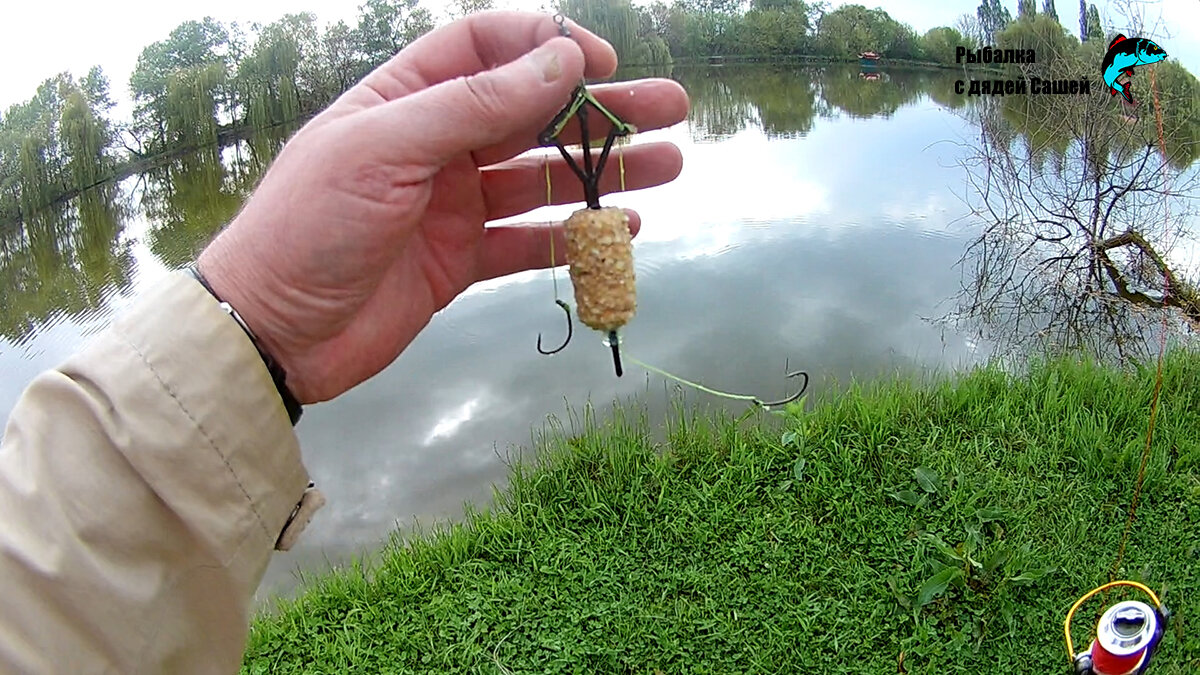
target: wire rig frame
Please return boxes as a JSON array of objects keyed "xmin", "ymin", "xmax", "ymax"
[
  {"xmin": 535, "ymin": 14, "xmax": 637, "ymax": 377},
  {"xmin": 536, "ymin": 64, "xmax": 637, "ymax": 207}
]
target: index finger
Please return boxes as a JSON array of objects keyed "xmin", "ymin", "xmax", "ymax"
[{"xmin": 360, "ymin": 11, "xmax": 618, "ymax": 102}]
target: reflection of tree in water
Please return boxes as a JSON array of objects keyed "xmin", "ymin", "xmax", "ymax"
[
  {"xmin": 672, "ymin": 67, "xmax": 759, "ymax": 141},
  {"xmin": 0, "ymin": 127, "xmax": 285, "ymax": 346},
  {"xmin": 816, "ymin": 66, "xmax": 927, "ymax": 120},
  {"xmin": 142, "ymin": 140, "xmax": 274, "ymax": 268},
  {"xmin": 673, "ymin": 64, "xmax": 823, "ymax": 140},
  {"xmin": 676, "ymin": 64, "xmax": 967, "ymax": 143},
  {"xmin": 244, "ymin": 123, "xmax": 297, "ymax": 175},
  {"xmin": 942, "ymin": 81, "xmax": 1200, "ymax": 364},
  {"xmin": 920, "ymin": 70, "xmax": 968, "ymax": 111},
  {"xmin": 0, "ymin": 183, "xmax": 133, "ymax": 346},
  {"xmin": 740, "ymin": 65, "xmax": 821, "ymax": 138}
]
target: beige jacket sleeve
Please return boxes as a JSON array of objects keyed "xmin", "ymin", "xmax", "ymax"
[{"xmin": 0, "ymin": 272, "xmax": 319, "ymax": 674}]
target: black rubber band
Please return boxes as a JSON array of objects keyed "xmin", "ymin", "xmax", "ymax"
[{"xmin": 186, "ymin": 266, "xmax": 303, "ymax": 426}]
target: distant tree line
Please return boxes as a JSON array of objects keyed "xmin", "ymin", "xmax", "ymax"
[
  {"xmin": 1, "ymin": 0, "xmax": 1196, "ymax": 225},
  {"xmin": 1, "ymin": 0, "xmax": 448, "ymax": 224}
]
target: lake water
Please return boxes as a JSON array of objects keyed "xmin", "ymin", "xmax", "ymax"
[{"xmin": 1, "ymin": 64, "xmax": 1011, "ymax": 602}]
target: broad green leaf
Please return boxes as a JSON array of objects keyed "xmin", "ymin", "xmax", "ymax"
[
  {"xmin": 965, "ymin": 524, "xmax": 984, "ymax": 551},
  {"xmin": 781, "ymin": 431, "xmax": 799, "ymax": 447},
  {"xmin": 924, "ymin": 533, "xmax": 964, "ymax": 562},
  {"xmin": 975, "ymin": 507, "xmax": 1007, "ymax": 522},
  {"xmin": 886, "ymin": 575, "xmax": 912, "ymax": 609},
  {"xmin": 890, "ymin": 490, "xmax": 922, "ymax": 507},
  {"xmin": 1010, "ymin": 566, "xmax": 1055, "ymax": 586},
  {"xmin": 917, "ymin": 567, "xmax": 962, "ymax": 607},
  {"xmin": 792, "ymin": 458, "xmax": 806, "ymax": 481},
  {"xmin": 982, "ymin": 547, "xmax": 1012, "ymax": 575},
  {"xmin": 914, "ymin": 466, "xmax": 942, "ymax": 494}
]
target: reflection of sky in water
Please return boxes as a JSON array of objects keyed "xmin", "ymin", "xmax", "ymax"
[
  {"xmin": 0, "ymin": 70, "xmax": 990, "ymax": 603},
  {"xmin": 262, "ymin": 220, "xmax": 981, "ymax": 599},
  {"xmin": 255, "ymin": 94, "xmax": 984, "ymax": 601}
]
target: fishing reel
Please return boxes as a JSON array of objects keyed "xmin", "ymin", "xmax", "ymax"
[{"xmin": 1066, "ymin": 581, "xmax": 1168, "ymax": 675}]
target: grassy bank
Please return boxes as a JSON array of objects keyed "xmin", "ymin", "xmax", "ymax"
[{"xmin": 244, "ymin": 355, "xmax": 1200, "ymax": 673}]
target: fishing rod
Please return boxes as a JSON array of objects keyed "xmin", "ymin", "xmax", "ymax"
[{"xmin": 1062, "ymin": 61, "xmax": 1176, "ymax": 675}]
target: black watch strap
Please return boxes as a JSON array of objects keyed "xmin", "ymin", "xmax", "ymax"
[{"xmin": 186, "ymin": 266, "xmax": 303, "ymax": 426}]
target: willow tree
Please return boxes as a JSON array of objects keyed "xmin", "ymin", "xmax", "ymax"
[
  {"xmin": 130, "ymin": 18, "xmax": 231, "ymax": 152},
  {"xmin": 0, "ymin": 69, "xmax": 115, "ymax": 223},
  {"xmin": 59, "ymin": 89, "xmax": 109, "ymax": 189},
  {"xmin": 0, "ymin": 94, "xmax": 54, "ymax": 221},
  {"xmin": 236, "ymin": 19, "xmax": 302, "ymax": 166},
  {"xmin": 164, "ymin": 63, "xmax": 226, "ymax": 153},
  {"xmin": 16, "ymin": 136, "xmax": 57, "ymax": 221},
  {"xmin": 558, "ymin": 0, "xmax": 639, "ymax": 63},
  {"xmin": 237, "ymin": 20, "xmax": 303, "ymax": 131},
  {"xmin": 5, "ymin": 77, "xmax": 72, "ymax": 218},
  {"xmin": 557, "ymin": 0, "xmax": 671, "ymax": 65}
]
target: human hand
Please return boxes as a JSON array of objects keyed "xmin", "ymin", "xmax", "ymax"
[{"xmin": 196, "ymin": 11, "xmax": 689, "ymax": 404}]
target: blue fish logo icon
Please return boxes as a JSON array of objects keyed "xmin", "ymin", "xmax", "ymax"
[{"xmin": 1101, "ymin": 34, "xmax": 1167, "ymax": 105}]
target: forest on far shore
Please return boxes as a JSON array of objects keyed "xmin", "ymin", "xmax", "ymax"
[{"xmin": 2, "ymin": 0, "xmax": 1195, "ymax": 224}]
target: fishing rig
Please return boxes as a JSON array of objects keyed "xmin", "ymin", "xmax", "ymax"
[
  {"xmin": 536, "ymin": 16, "xmax": 1182, "ymax": 671},
  {"xmin": 532, "ymin": 14, "xmax": 807, "ymax": 411},
  {"xmin": 1061, "ymin": 63, "xmax": 1176, "ymax": 675}
]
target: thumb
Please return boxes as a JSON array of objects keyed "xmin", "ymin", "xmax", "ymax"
[{"xmin": 366, "ymin": 37, "xmax": 586, "ymax": 167}]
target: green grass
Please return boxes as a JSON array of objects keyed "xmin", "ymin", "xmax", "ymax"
[{"xmin": 243, "ymin": 354, "xmax": 1200, "ymax": 673}]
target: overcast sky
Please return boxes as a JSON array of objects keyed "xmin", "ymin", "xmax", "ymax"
[{"xmin": 1, "ymin": 0, "xmax": 1198, "ymax": 114}]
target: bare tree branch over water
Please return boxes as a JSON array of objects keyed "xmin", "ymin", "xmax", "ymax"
[{"xmin": 937, "ymin": 16, "xmax": 1200, "ymax": 364}]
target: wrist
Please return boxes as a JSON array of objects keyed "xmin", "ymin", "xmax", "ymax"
[{"xmin": 189, "ymin": 253, "xmax": 304, "ymax": 425}]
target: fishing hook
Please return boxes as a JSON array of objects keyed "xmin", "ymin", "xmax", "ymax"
[
  {"xmin": 537, "ymin": 299, "xmax": 573, "ymax": 355},
  {"xmin": 754, "ymin": 369, "xmax": 809, "ymax": 408}
]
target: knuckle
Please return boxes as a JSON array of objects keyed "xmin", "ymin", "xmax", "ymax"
[{"xmin": 461, "ymin": 73, "xmax": 508, "ymax": 124}]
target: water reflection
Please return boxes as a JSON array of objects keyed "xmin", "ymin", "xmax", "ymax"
[
  {"xmin": 939, "ymin": 82, "xmax": 1200, "ymax": 365},
  {"xmin": 817, "ymin": 67, "xmax": 928, "ymax": 120},
  {"xmin": 0, "ymin": 184, "xmax": 133, "ymax": 350},
  {"xmin": 261, "ymin": 218, "xmax": 980, "ymax": 601},
  {"xmin": 3, "ymin": 62, "xmax": 1185, "ymax": 602},
  {"xmin": 141, "ymin": 148, "xmax": 266, "ymax": 269},
  {"xmin": 0, "ymin": 65, "xmax": 967, "ymax": 351},
  {"xmin": 673, "ymin": 64, "xmax": 963, "ymax": 143}
]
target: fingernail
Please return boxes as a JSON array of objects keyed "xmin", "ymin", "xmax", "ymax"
[{"xmin": 530, "ymin": 44, "xmax": 561, "ymax": 83}]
